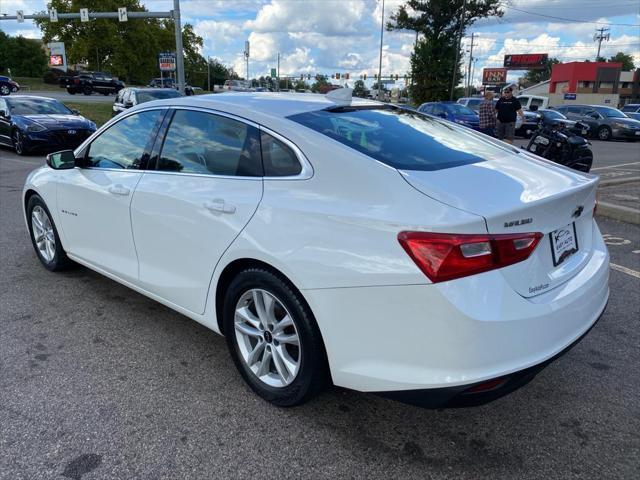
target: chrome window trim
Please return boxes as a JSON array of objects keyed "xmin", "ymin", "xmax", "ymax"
[{"xmin": 74, "ymin": 104, "xmax": 314, "ymax": 180}]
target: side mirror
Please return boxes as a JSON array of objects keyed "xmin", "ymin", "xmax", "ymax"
[
  {"xmin": 46, "ymin": 150, "xmax": 77, "ymax": 170},
  {"xmin": 71, "ymin": 109, "xmax": 80, "ymax": 115}
]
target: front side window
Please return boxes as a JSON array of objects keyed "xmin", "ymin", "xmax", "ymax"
[
  {"xmin": 86, "ymin": 110, "xmax": 161, "ymax": 169},
  {"xmin": 288, "ymin": 106, "xmax": 512, "ymax": 171},
  {"xmin": 158, "ymin": 110, "xmax": 262, "ymax": 176},
  {"xmin": 261, "ymin": 132, "xmax": 302, "ymax": 176}
]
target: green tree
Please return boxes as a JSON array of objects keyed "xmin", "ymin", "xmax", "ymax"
[
  {"xmin": 388, "ymin": 0, "xmax": 502, "ymax": 104},
  {"xmin": 311, "ymin": 75, "xmax": 330, "ymax": 93},
  {"xmin": 0, "ymin": 32, "xmax": 48, "ymax": 77},
  {"xmin": 353, "ymin": 79, "xmax": 367, "ymax": 97},
  {"xmin": 523, "ymin": 57, "xmax": 560, "ymax": 85},
  {"xmin": 34, "ymin": 0, "xmax": 204, "ymax": 85},
  {"xmin": 608, "ymin": 52, "xmax": 636, "ymax": 71}
]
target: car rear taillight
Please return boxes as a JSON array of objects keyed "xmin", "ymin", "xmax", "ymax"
[
  {"xmin": 74, "ymin": 78, "xmax": 80, "ymax": 85},
  {"xmin": 398, "ymin": 231, "xmax": 543, "ymax": 283}
]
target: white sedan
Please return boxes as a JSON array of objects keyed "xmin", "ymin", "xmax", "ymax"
[{"xmin": 23, "ymin": 90, "xmax": 609, "ymax": 408}]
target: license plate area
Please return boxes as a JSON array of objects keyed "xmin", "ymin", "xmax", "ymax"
[{"xmin": 549, "ymin": 223, "xmax": 579, "ymax": 267}]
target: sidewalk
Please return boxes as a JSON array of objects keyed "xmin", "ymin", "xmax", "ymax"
[{"xmin": 597, "ymin": 178, "xmax": 640, "ymax": 225}]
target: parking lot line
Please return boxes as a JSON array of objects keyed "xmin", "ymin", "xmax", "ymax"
[
  {"xmin": 610, "ymin": 262, "xmax": 640, "ymax": 279},
  {"xmin": 592, "ymin": 162, "xmax": 640, "ymax": 171}
]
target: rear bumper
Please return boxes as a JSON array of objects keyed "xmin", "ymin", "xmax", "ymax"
[
  {"xmin": 304, "ymin": 221, "xmax": 609, "ymax": 399},
  {"xmin": 377, "ymin": 305, "xmax": 605, "ymax": 408}
]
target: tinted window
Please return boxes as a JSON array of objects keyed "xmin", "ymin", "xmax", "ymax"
[
  {"xmin": 7, "ymin": 98, "xmax": 71, "ymax": 115},
  {"xmin": 530, "ymin": 98, "xmax": 544, "ymax": 107},
  {"xmin": 87, "ymin": 110, "xmax": 161, "ymax": 169},
  {"xmin": 594, "ymin": 107, "xmax": 627, "ymax": 118},
  {"xmin": 288, "ymin": 107, "xmax": 503, "ymax": 171},
  {"xmin": 158, "ymin": 110, "xmax": 262, "ymax": 176},
  {"xmin": 137, "ymin": 89, "xmax": 181, "ymax": 103},
  {"xmin": 432, "ymin": 104, "xmax": 446, "ymax": 116},
  {"xmin": 261, "ymin": 132, "xmax": 302, "ymax": 176},
  {"xmin": 542, "ymin": 110, "xmax": 566, "ymax": 120},
  {"xmin": 567, "ymin": 106, "xmax": 582, "ymax": 114},
  {"xmin": 466, "ymin": 99, "xmax": 482, "ymax": 111},
  {"xmin": 445, "ymin": 104, "xmax": 476, "ymax": 116}
]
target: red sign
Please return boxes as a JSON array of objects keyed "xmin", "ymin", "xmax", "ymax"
[
  {"xmin": 482, "ymin": 68, "xmax": 507, "ymax": 84},
  {"xmin": 503, "ymin": 54, "xmax": 548, "ymax": 69}
]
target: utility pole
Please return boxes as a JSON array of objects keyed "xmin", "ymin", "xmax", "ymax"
[
  {"xmin": 244, "ymin": 40, "xmax": 250, "ymax": 83},
  {"xmin": 594, "ymin": 27, "xmax": 610, "ymax": 61},
  {"xmin": 207, "ymin": 56, "xmax": 211, "ymax": 92},
  {"xmin": 377, "ymin": 0, "xmax": 385, "ymax": 101},
  {"xmin": 277, "ymin": 52, "xmax": 280, "ymax": 92},
  {"xmin": 466, "ymin": 32, "xmax": 475, "ymax": 97},
  {"xmin": 450, "ymin": 0, "xmax": 467, "ymax": 101}
]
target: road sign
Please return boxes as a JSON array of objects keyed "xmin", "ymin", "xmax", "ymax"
[
  {"xmin": 564, "ymin": 93, "xmax": 577, "ymax": 100},
  {"xmin": 16, "ymin": 11, "xmax": 24, "ymax": 23},
  {"xmin": 158, "ymin": 52, "xmax": 176, "ymax": 72},
  {"xmin": 80, "ymin": 8, "xmax": 89, "ymax": 22},
  {"xmin": 49, "ymin": 8, "xmax": 58, "ymax": 22},
  {"xmin": 118, "ymin": 7, "xmax": 128, "ymax": 22},
  {"xmin": 271, "ymin": 68, "xmax": 276, "ymax": 78}
]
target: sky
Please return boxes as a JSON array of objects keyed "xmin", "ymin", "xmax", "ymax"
[{"xmin": 1, "ymin": 0, "xmax": 639, "ymax": 88}]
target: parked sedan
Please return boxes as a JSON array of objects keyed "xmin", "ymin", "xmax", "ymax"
[
  {"xmin": 418, "ymin": 102, "xmax": 480, "ymax": 130},
  {"xmin": 554, "ymin": 104, "xmax": 640, "ymax": 141},
  {"xmin": 0, "ymin": 75, "xmax": 20, "ymax": 95},
  {"xmin": 621, "ymin": 104, "xmax": 640, "ymax": 121},
  {"xmin": 0, "ymin": 96, "xmax": 96, "ymax": 155},
  {"xmin": 23, "ymin": 92, "xmax": 608, "ymax": 408},
  {"xmin": 113, "ymin": 87, "xmax": 182, "ymax": 116}
]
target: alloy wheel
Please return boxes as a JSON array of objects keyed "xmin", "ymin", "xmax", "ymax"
[
  {"xmin": 0, "ymin": 85, "xmax": 10, "ymax": 95},
  {"xmin": 31, "ymin": 206, "xmax": 56, "ymax": 263},
  {"xmin": 12, "ymin": 131, "xmax": 24, "ymax": 155},
  {"xmin": 234, "ymin": 289, "xmax": 301, "ymax": 388},
  {"xmin": 598, "ymin": 127, "xmax": 610, "ymax": 140}
]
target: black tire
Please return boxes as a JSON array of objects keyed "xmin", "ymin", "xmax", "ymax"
[
  {"xmin": 26, "ymin": 194, "xmax": 74, "ymax": 271},
  {"xmin": 0, "ymin": 84, "xmax": 10, "ymax": 96},
  {"xmin": 102, "ymin": 92, "xmax": 110, "ymax": 96},
  {"xmin": 223, "ymin": 268, "xmax": 328, "ymax": 407},
  {"xmin": 12, "ymin": 129, "xmax": 27, "ymax": 156},
  {"xmin": 67, "ymin": 88, "xmax": 76, "ymax": 95},
  {"xmin": 597, "ymin": 125, "xmax": 612, "ymax": 141},
  {"xmin": 83, "ymin": 86, "xmax": 92, "ymax": 95}
]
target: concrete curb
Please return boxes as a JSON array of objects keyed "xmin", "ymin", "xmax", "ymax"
[
  {"xmin": 598, "ymin": 176, "xmax": 640, "ymax": 187},
  {"xmin": 596, "ymin": 201, "xmax": 640, "ymax": 225}
]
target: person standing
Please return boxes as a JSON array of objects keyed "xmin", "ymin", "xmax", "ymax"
[
  {"xmin": 478, "ymin": 91, "xmax": 496, "ymax": 137},
  {"xmin": 495, "ymin": 87, "xmax": 524, "ymax": 144}
]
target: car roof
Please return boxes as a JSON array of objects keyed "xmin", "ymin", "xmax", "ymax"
[
  {"xmin": 129, "ymin": 87, "xmax": 177, "ymax": 92},
  {"xmin": 5, "ymin": 95, "xmax": 59, "ymax": 101},
  {"xmin": 133, "ymin": 92, "xmax": 383, "ymax": 120}
]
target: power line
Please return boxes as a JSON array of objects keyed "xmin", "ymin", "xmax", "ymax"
[{"xmin": 499, "ymin": 4, "xmax": 640, "ymax": 27}]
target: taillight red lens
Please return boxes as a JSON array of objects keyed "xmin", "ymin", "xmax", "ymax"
[
  {"xmin": 398, "ymin": 231, "xmax": 543, "ymax": 283},
  {"xmin": 74, "ymin": 78, "xmax": 80, "ymax": 85}
]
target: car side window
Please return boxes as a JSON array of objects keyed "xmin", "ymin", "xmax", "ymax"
[
  {"xmin": 261, "ymin": 132, "xmax": 302, "ymax": 176},
  {"xmin": 432, "ymin": 104, "xmax": 446, "ymax": 117},
  {"xmin": 86, "ymin": 110, "xmax": 161, "ymax": 169},
  {"xmin": 157, "ymin": 110, "xmax": 262, "ymax": 177},
  {"xmin": 421, "ymin": 104, "xmax": 433, "ymax": 114}
]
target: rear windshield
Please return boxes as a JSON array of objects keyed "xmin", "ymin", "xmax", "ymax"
[
  {"xmin": 288, "ymin": 106, "xmax": 510, "ymax": 171},
  {"xmin": 137, "ymin": 89, "xmax": 182, "ymax": 103},
  {"xmin": 445, "ymin": 104, "xmax": 477, "ymax": 116}
]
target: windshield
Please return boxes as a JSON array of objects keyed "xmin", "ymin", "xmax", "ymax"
[
  {"xmin": 137, "ymin": 89, "xmax": 181, "ymax": 103},
  {"xmin": 594, "ymin": 107, "xmax": 628, "ymax": 118},
  {"xmin": 446, "ymin": 104, "xmax": 477, "ymax": 116},
  {"xmin": 543, "ymin": 110, "xmax": 566, "ymax": 119},
  {"xmin": 288, "ymin": 106, "xmax": 517, "ymax": 171},
  {"xmin": 8, "ymin": 98, "xmax": 72, "ymax": 115}
]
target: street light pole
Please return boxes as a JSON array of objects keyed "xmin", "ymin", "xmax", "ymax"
[
  {"xmin": 377, "ymin": 0, "xmax": 385, "ymax": 101},
  {"xmin": 173, "ymin": 0, "xmax": 186, "ymax": 95},
  {"xmin": 450, "ymin": 0, "xmax": 467, "ymax": 101},
  {"xmin": 207, "ymin": 56, "xmax": 211, "ymax": 92}
]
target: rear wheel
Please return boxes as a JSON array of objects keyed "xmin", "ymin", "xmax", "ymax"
[
  {"xmin": 223, "ymin": 268, "xmax": 328, "ymax": 407},
  {"xmin": 27, "ymin": 195, "xmax": 73, "ymax": 271},
  {"xmin": 597, "ymin": 126, "xmax": 612, "ymax": 141},
  {"xmin": 66, "ymin": 88, "xmax": 76, "ymax": 95},
  {"xmin": 0, "ymin": 84, "xmax": 10, "ymax": 95},
  {"xmin": 82, "ymin": 86, "xmax": 92, "ymax": 95}
]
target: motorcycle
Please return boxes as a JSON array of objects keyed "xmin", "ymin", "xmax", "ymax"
[{"xmin": 524, "ymin": 120, "xmax": 593, "ymax": 173}]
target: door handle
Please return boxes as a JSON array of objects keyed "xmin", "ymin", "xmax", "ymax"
[
  {"xmin": 108, "ymin": 184, "xmax": 130, "ymax": 196},
  {"xmin": 204, "ymin": 199, "xmax": 236, "ymax": 214}
]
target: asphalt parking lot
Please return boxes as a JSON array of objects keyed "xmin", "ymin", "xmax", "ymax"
[{"xmin": 1, "ymin": 148, "xmax": 639, "ymax": 479}]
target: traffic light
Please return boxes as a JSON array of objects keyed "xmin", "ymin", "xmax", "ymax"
[
  {"xmin": 345, "ymin": 73, "xmax": 350, "ymax": 80},
  {"xmin": 331, "ymin": 74, "xmax": 335, "ymax": 79},
  {"xmin": 307, "ymin": 74, "xmax": 311, "ymax": 80},
  {"xmin": 363, "ymin": 73, "xmax": 367, "ymax": 80},
  {"xmin": 395, "ymin": 74, "xmax": 399, "ymax": 80},
  {"xmin": 374, "ymin": 74, "xmax": 378, "ymax": 79},
  {"xmin": 335, "ymin": 73, "xmax": 340, "ymax": 79}
]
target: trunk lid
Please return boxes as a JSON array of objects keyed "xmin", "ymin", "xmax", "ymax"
[{"xmin": 400, "ymin": 151, "xmax": 598, "ymax": 297}]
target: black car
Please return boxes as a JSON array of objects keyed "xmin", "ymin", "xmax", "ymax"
[
  {"xmin": 0, "ymin": 76, "xmax": 20, "ymax": 96},
  {"xmin": 0, "ymin": 96, "xmax": 96, "ymax": 155},
  {"xmin": 149, "ymin": 77, "xmax": 195, "ymax": 95},
  {"xmin": 113, "ymin": 87, "xmax": 182, "ymax": 116},
  {"xmin": 537, "ymin": 109, "xmax": 590, "ymax": 138},
  {"xmin": 61, "ymin": 71, "xmax": 125, "ymax": 96},
  {"xmin": 515, "ymin": 110, "xmax": 543, "ymax": 138}
]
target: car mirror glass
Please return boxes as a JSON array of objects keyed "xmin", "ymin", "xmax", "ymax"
[{"xmin": 46, "ymin": 150, "xmax": 77, "ymax": 170}]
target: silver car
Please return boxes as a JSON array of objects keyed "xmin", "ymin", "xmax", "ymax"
[{"xmin": 554, "ymin": 104, "xmax": 640, "ymax": 141}]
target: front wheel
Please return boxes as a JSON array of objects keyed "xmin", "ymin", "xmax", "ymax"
[
  {"xmin": 597, "ymin": 126, "xmax": 612, "ymax": 141},
  {"xmin": 82, "ymin": 86, "xmax": 92, "ymax": 95},
  {"xmin": 223, "ymin": 268, "xmax": 328, "ymax": 407},
  {"xmin": 12, "ymin": 130, "xmax": 27, "ymax": 155},
  {"xmin": 66, "ymin": 88, "xmax": 76, "ymax": 95},
  {"xmin": 0, "ymin": 84, "xmax": 10, "ymax": 95},
  {"xmin": 27, "ymin": 195, "xmax": 73, "ymax": 271}
]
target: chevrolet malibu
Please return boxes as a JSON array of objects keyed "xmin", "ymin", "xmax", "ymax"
[{"xmin": 22, "ymin": 91, "xmax": 609, "ymax": 408}]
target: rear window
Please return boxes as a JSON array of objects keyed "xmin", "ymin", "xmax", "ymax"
[
  {"xmin": 137, "ymin": 89, "xmax": 182, "ymax": 103},
  {"xmin": 288, "ymin": 107, "xmax": 503, "ymax": 171}
]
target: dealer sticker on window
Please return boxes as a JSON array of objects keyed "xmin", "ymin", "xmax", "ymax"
[{"xmin": 550, "ymin": 223, "xmax": 579, "ymax": 267}]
